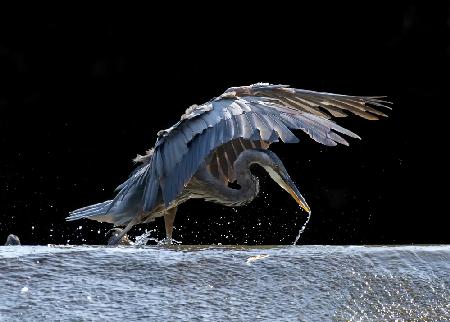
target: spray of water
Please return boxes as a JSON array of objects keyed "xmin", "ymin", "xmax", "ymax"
[
  {"xmin": 158, "ymin": 238, "xmax": 182, "ymax": 245},
  {"xmin": 133, "ymin": 229, "xmax": 159, "ymax": 246},
  {"xmin": 293, "ymin": 211, "xmax": 311, "ymax": 245},
  {"xmin": 133, "ymin": 229, "xmax": 182, "ymax": 246}
]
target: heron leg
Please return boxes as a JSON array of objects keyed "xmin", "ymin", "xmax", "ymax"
[
  {"xmin": 164, "ymin": 207, "xmax": 177, "ymax": 240},
  {"xmin": 107, "ymin": 215, "xmax": 140, "ymax": 246}
]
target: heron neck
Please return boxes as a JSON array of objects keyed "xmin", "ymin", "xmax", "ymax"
[
  {"xmin": 191, "ymin": 150, "xmax": 263, "ymax": 206},
  {"xmin": 232, "ymin": 150, "xmax": 261, "ymax": 205}
]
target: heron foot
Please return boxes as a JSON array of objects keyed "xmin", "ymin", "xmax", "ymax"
[
  {"xmin": 158, "ymin": 238, "xmax": 181, "ymax": 245},
  {"xmin": 106, "ymin": 228, "xmax": 132, "ymax": 246}
]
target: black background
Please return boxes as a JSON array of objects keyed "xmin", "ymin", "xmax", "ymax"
[{"xmin": 0, "ymin": 3, "xmax": 448, "ymax": 245}]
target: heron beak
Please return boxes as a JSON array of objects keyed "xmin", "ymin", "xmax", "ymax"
[
  {"xmin": 264, "ymin": 165, "xmax": 311, "ymax": 213},
  {"xmin": 280, "ymin": 175, "xmax": 311, "ymax": 213}
]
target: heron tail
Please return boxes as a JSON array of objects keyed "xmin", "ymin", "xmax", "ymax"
[
  {"xmin": 67, "ymin": 163, "xmax": 150, "ymax": 226},
  {"xmin": 66, "ymin": 200, "xmax": 114, "ymax": 222}
]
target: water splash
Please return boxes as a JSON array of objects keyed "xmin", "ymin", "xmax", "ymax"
[
  {"xmin": 133, "ymin": 230, "xmax": 182, "ymax": 246},
  {"xmin": 293, "ymin": 211, "xmax": 311, "ymax": 245},
  {"xmin": 158, "ymin": 238, "xmax": 182, "ymax": 245},
  {"xmin": 133, "ymin": 229, "xmax": 159, "ymax": 246}
]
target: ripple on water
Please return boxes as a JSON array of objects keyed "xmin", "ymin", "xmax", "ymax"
[{"xmin": 0, "ymin": 245, "xmax": 449, "ymax": 320}]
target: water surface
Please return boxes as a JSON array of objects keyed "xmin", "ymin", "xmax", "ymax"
[{"xmin": 1, "ymin": 245, "xmax": 449, "ymax": 321}]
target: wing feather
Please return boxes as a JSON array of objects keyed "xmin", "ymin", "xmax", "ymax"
[{"xmin": 113, "ymin": 83, "xmax": 389, "ymax": 211}]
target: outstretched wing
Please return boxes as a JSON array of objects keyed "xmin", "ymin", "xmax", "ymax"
[{"xmin": 116, "ymin": 83, "xmax": 391, "ymax": 213}]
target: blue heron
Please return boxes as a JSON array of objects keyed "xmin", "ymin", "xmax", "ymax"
[{"xmin": 67, "ymin": 83, "xmax": 389, "ymax": 245}]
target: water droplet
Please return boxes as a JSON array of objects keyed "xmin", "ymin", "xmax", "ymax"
[{"xmin": 293, "ymin": 211, "xmax": 312, "ymax": 245}]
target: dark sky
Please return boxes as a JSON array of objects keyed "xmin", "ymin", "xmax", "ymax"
[{"xmin": 0, "ymin": 4, "xmax": 448, "ymax": 245}]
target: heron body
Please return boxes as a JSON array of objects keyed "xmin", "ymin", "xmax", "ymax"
[{"xmin": 67, "ymin": 83, "xmax": 389, "ymax": 245}]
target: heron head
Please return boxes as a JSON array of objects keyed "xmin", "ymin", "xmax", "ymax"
[{"xmin": 257, "ymin": 150, "xmax": 311, "ymax": 213}]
